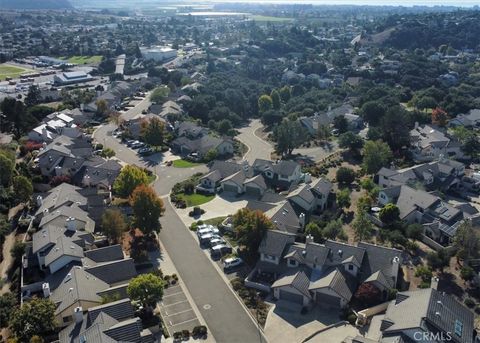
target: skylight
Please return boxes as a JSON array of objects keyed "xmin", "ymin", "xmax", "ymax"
[{"xmin": 454, "ymin": 319, "xmax": 463, "ymax": 337}]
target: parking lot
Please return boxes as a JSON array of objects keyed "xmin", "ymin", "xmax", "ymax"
[{"xmin": 159, "ymin": 284, "xmax": 201, "ymax": 335}]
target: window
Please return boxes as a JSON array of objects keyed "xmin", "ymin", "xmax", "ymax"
[
  {"xmin": 454, "ymin": 320, "xmax": 463, "ymax": 337},
  {"xmin": 288, "ymin": 259, "xmax": 297, "ymax": 266},
  {"xmin": 63, "ymin": 315, "xmax": 73, "ymax": 323},
  {"xmin": 348, "ymin": 265, "xmax": 354, "ymax": 271}
]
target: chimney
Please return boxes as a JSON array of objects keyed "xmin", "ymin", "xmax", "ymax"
[
  {"xmin": 414, "ymin": 121, "xmax": 419, "ymax": 129},
  {"xmin": 299, "ymin": 213, "xmax": 306, "ymax": 228},
  {"xmin": 74, "ymin": 306, "xmax": 83, "ymax": 323},
  {"xmin": 391, "ymin": 256, "xmax": 400, "ymax": 283},
  {"xmin": 41, "ymin": 126, "xmax": 48, "ymax": 138},
  {"xmin": 36, "ymin": 195, "xmax": 43, "ymax": 207},
  {"xmin": 306, "ymin": 234, "xmax": 314, "ymax": 244},
  {"xmin": 431, "ymin": 276, "xmax": 439, "ymax": 290},
  {"xmin": 42, "ymin": 282, "xmax": 51, "ymax": 297},
  {"xmin": 66, "ymin": 217, "xmax": 76, "ymax": 231}
]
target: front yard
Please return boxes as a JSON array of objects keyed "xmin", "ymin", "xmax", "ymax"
[
  {"xmin": 172, "ymin": 159, "xmax": 202, "ymax": 168},
  {"xmin": 176, "ymin": 193, "xmax": 215, "ymax": 207}
]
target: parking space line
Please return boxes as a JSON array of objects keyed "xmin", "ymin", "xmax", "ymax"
[
  {"xmin": 164, "ymin": 308, "xmax": 194, "ymax": 318},
  {"xmin": 164, "ymin": 299, "xmax": 188, "ymax": 307},
  {"xmin": 162, "ymin": 291, "xmax": 184, "ymax": 298},
  {"xmin": 168, "ymin": 318, "xmax": 199, "ymax": 328}
]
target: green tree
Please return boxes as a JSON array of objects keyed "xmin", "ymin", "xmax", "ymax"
[
  {"xmin": 12, "ymin": 176, "xmax": 33, "ymax": 204},
  {"xmin": 113, "ymin": 165, "xmax": 149, "ymax": 197},
  {"xmin": 217, "ymin": 119, "xmax": 232, "ymax": 135},
  {"xmin": 233, "ymin": 208, "xmax": 274, "ymax": 263},
  {"xmin": 336, "ymin": 167, "xmax": 356, "ymax": 185},
  {"xmin": 9, "ymin": 298, "xmax": 56, "ymax": 342},
  {"xmin": 333, "ymin": 115, "xmax": 348, "ymax": 133},
  {"xmin": 460, "ymin": 266, "xmax": 475, "ymax": 283},
  {"xmin": 415, "ymin": 265, "xmax": 433, "ymax": 283},
  {"xmin": 352, "ymin": 210, "xmax": 373, "ymax": 242},
  {"xmin": 101, "ymin": 208, "xmax": 127, "ymax": 243},
  {"xmin": 25, "ymin": 85, "xmax": 41, "ymax": 107},
  {"xmin": 204, "ymin": 148, "xmax": 218, "ymax": 162},
  {"xmin": 379, "ymin": 204, "xmax": 400, "ymax": 225},
  {"xmin": 10, "ymin": 242, "xmax": 26, "ymax": 262},
  {"xmin": 1, "ymin": 97, "xmax": 29, "ymax": 136},
  {"xmin": 362, "ymin": 140, "xmax": 393, "ymax": 174},
  {"xmin": 426, "ymin": 249, "xmax": 450, "ymax": 272},
  {"xmin": 273, "ymin": 120, "xmax": 306, "ymax": 156},
  {"xmin": 317, "ymin": 124, "xmax": 331, "ymax": 142},
  {"xmin": 0, "ymin": 293, "xmax": 16, "ymax": 328},
  {"xmin": 380, "ymin": 108, "xmax": 411, "ymax": 151},
  {"xmin": 0, "ymin": 152, "xmax": 15, "ymax": 187},
  {"xmin": 305, "ymin": 222, "xmax": 323, "ymax": 243},
  {"xmin": 270, "ymin": 90, "xmax": 281, "ymax": 110},
  {"xmin": 150, "ymin": 86, "xmax": 170, "ymax": 104},
  {"xmin": 323, "ymin": 219, "xmax": 343, "ymax": 240},
  {"xmin": 279, "ymin": 86, "xmax": 291, "ymax": 103},
  {"xmin": 95, "ymin": 99, "xmax": 109, "ymax": 116},
  {"xmin": 338, "ymin": 132, "xmax": 364, "ymax": 154},
  {"xmin": 406, "ymin": 223, "xmax": 424, "ymax": 241},
  {"xmin": 127, "ymin": 273, "xmax": 165, "ymax": 307},
  {"xmin": 336, "ymin": 188, "xmax": 351, "ymax": 209},
  {"xmin": 141, "ymin": 117, "xmax": 165, "ymax": 146},
  {"xmin": 360, "ymin": 101, "xmax": 386, "ymax": 126},
  {"xmin": 257, "ymin": 94, "xmax": 273, "ymax": 113},
  {"xmin": 454, "ymin": 221, "xmax": 480, "ymax": 262},
  {"xmin": 130, "ymin": 185, "xmax": 165, "ymax": 235}
]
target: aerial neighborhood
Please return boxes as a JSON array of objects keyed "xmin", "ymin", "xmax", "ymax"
[{"xmin": 0, "ymin": 2, "xmax": 479, "ymax": 343}]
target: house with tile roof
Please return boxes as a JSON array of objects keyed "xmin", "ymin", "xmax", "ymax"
[{"xmin": 250, "ymin": 231, "xmax": 402, "ymax": 309}]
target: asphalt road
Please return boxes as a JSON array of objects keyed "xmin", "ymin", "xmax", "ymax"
[
  {"xmin": 159, "ymin": 200, "xmax": 266, "ymax": 343},
  {"xmin": 236, "ymin": 119, "xmax": 273, "ymax": 163}
]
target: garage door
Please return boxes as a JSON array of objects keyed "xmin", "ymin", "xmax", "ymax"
[
  {"xmin": 223, "ymin": 183, "xmax": 238, "ymax": 193},
  {"xmin": 315, "ymin": 292, "xmax": 341, "ymax": 307},
  {"xmin": 245, "ymin": 185, "xmax": 261, "ymax": 196},
  {"xmin": 279, "ymin": 290, "xmax": 303, "ymax": 305}
]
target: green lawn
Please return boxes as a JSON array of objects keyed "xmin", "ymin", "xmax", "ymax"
[
  {"xmin": 147, "ymin": 174, "xmax": 157, "ymax": 184},
  {"xmin": 172, "ymin": 159, "xmax": 202, "ymax": 168},
  {"xmin": 251, "ymin": 15, "xmax": 293, "ymax": 22},
  {"xmin": 202, "ymin": 216, "xmax": 227, "ymax": 227},
  {"xmin": 0, "ymin": 64, "xmax": 32, "ymax": 80},
  {"xmin": 178, "ymin": 193, "xmax": 214, "ymax": 207},
  {"xmin": 60, "ymin": 55, "xmax": 103, "ymax": 65}
]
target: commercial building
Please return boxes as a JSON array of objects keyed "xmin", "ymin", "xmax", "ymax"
[
  {"xmin": 140, "ymin": 46, "xmax": 177, "ymax": 62},
  {"xmin": 54, "ymin": 71, "xmax": 93, "ymax": 85}
]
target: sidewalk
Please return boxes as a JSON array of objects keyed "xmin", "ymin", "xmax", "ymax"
[{"xmin": 155, "ymin": 238, "xmax": 216, "ymax": 343}]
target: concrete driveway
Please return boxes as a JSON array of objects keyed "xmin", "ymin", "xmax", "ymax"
[
  {"xmin": 264, "ymin": 301, "xmax": 342, "ymax": 343},
  {"xmin": 236, "ymin": 119, "xmax": 273, "ymax": 163},
  {"xmin": 295, "ymin": 141, "xmax": 340, "ymax": 163},
  {"xmin": 174, "ymin": 193, "xmax": 250, "ymax": 227}
]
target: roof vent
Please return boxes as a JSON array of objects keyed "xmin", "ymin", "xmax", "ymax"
[
  {"xmin": 338, "ymin": 249, "xmax": 343, "ymax": 257},
  {"xmin": 302, "ymin": 250, "xmax": 306, "ymax": 256},
  {"xmin": 69, "ymin": 287, "xmax": 74, "ymax": 292},
  {"xmin": 435, "ymin": 311, "xmax": 441, "ymax": 317}
]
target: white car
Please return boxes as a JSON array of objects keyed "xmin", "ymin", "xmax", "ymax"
[
  {"xmin": 223, "ymin": 257, "xmax": 243, "ymax": 270},
  {"xmin": 197, "ymin": 226, "xmax": 220, "ymax": 237}
]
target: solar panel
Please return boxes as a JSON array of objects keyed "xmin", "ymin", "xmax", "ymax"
[{"xmin": 454, "ymin": 319, "xmax": 463, "ymax": 337}]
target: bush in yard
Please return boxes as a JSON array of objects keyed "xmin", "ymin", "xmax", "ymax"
[
  {"xmin": 415, "ymin": 266, "xmax": 433, "ymax": 283},
  {"xmin": 173, "ymin": 331, "xmax": 182, "ymax": 340},
  {"xmin": 192, "ymin": 325, "xmax": 207, "ymax": 338},
  {"xmin": 354, "ymin": 282, "xmax": 382, "ymax": 307},
  {"xmin": 336, "ymin": 167, "xmax": 356, "ymax": 185},
  {"xmin": 347, "ymin": 313, "xmax": 357, "ymax": 325},
  {"xmin": 460, "ymin": 266, "xmax": 475, "ymax": 283},
  {"xmin": 182, "ymin": 329, "xmax": 190, "ymax": 339},
  {"xmin": 464, "ymin": 298, "xmax": 475, "ymax": 308}
]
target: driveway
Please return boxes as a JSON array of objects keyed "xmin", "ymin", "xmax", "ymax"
[
  {"xmin": 236, "ymin": 119, "xmax": 273, "ymax": 163},
  {"xmin": 294, "ymin": 141, "xmax": 340, "ymax": 163},
  {"xmin": 159, "ymin": 200, "xmax": 266, "ymax": 343},
  {"xmin": 174, "ymin": 193, "xmax": 249, "ymax": 227},
  {"xmin": 264, "ymin": 301, "xmax": 342, "ymax": 343}
]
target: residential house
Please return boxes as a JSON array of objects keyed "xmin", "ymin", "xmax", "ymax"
[
  {"xmin": 252, "ymin": 159, "xmax": 303, "ymax": 191},
  {"xmin": 72, "ymin": 159, "xmax": 122, "ymax": 191},
  {"xmin": 175, "ymin": 121, "xmax": 209, "ymax": 139},
  {"xmin": 377, "ymin": 185, "xmax": 476, "ymax": 245},
  {"xmin": 300, "ymin": 104, "xmax": 363, "ymax": 136},
  {"xmin": 171, "ymin": 135, "xmax": 234, "ymax": 159},
  {"xmin": 380, "ymin": 288, "xmax": 474, "ymax": 343},
  {"xmin": 449, "ymin": 109, "xmax": 480, "ymax": 128},
  {"xmin": 252, "ymin": 232, "xmax": 402, "ymax": 309},
  {"xmin": 58, "ymin": 298, "xmax": 154, "ymax": 343},
  {"xmin": 376, "ymin": 158, "xmax": 467, "ymax": 192},
  {"xmin": 39, "ymin": 204, "xmax": 95, "ymax": 233},
  {"xmin": 410, "ymin": 124, "xmax": 464, "ymax": 162},
  {"xmin": 28, "ymin": 112, "xmax": 81, "ymax": 143},
  {"xmin": 286, "ymin": 178, "xmax": 333, "ymax": 215},
  {"xmin": 123, "ymin": 114, "xmax": 166, "ymax": 140}
]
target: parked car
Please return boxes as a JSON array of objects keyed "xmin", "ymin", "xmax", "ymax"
[
  {"xmin": 130, "ymin": 141, "xmax": 145, "ymax": 149},
  {"xmin": 197, "ymin": 226, "xmax": 220, "ymax": 237},
  {"xmin": 199, "ymin": 233, "xmax": 221, "ymax": 246},
  {"xmin": 210, "ymin": 244, "xmax": 232, "ymax": 259},
  {"xmin": 224, "ymin": 257, "xmax": 243, "ymax": 271},
  {"xmin": 138, "ymin": 147, "xmax": 153, "ymax": 156},
  {"xmin": 209, "ymin": 238, "xmax": 226, "ymax": 247},
  {"xmin": 126, "ymin": 139, "xmax": 136, "ymax": 147}
]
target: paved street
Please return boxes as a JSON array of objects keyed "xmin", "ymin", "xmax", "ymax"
[
  {"xmin": 159, "ymin": 200, "xmax": 266, "ymax": 343},
  {"xmin": 236, "ymin": 119, "xmax": 273, "ymax": 163}
]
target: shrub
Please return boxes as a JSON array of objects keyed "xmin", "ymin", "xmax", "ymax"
[
  {"xmin": 347, "ymin": 313, "xmax": 357, "ymax": 325},
  {"xmin": 182, "ymin": 329, "xmax": 190, "ymax": 339},
  {"xmin": 192, "ymin": 325, "xmax": 207, "ymax": 338},
  {"xmin": 173, "ymin": 331, "xmax": 182, "ymax": 340},
  {"xmin": 464, "ymin": 298, "xmax": 475, "ymax": 308}
]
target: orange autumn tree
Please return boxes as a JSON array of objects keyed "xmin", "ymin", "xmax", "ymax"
[
  {"xmin": 431, "ymin": 107, "xmax": 449, "ymax": 127},
  {"xmin": 130, "ymin": 185, "xmax": 165, "ymax": 236}
]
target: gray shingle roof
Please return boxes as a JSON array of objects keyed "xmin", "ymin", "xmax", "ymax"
[
  {"xmin": 39, "ymin": 204, "xmax": 95, "ymax": 232},
  {"xmin": 271, "ymin": 270, "xmax": 312, "ymax": 299},
  {"xmin": 86, "ymin": 258, "xmax": 136, "ymax": 285},
  {"xmin": 44, "ymin": 236, "xmax": 85, "ymax": 266},
  {"xmin": 84, "ymin": 245, "xmax": 124, "ymax": 264},
  {"xmin": 266, "ymin": 201, "xmax": 302, "ymax": 234},
  {"xmin": 287, "ymin": 184, "xmax": 315, "ymax": 204},
  {"xmin": 32, "ymin": 224, "xmax": 93, "ymax": 255},
  {"xmin": 36, "ymin": 183, "xmax": 87, "ymax": 216},
  {"xmin": 258, "ymin": 230, "xmax": 296, "ymax": 257},
  {"xmin": 310, "ymin": 178, "xmax": 333, "ymax": 196},
  {"xmin": 324, "ymin": 240, "xmax": 366, "ymax": 267},
  {"xmin": 358, "ymin": 242, "xmax": 402, "ymax": 288},
  {"xmin": 309, "ymin": 267, "xmax": 356, "ymax": 302}
]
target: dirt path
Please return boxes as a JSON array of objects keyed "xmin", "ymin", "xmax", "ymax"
[{"xmin": 0, "ymin": 230, "xmax": 16, "ymax": 294}]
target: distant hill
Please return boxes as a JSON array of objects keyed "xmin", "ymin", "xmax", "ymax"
[{"xmin": 0, "ymin": 0, "xmax": 72, "ymax": 9}]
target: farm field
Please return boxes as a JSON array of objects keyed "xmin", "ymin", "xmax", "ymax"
[{"xmin": 0, "ymin": 64, "xmax": 33, "ymax": 80}]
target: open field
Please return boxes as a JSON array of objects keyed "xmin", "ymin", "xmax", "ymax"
[
  {"xmin": 61, "ymin": 55, "xmax": 102, "ymax": 64},
  {"xmin": 0, "ymin": 64, "xmax": 33, "ymax": 80},
  {"xmin": 251, "ymin": 15, "xmax": 293, "ymax": 22}
]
